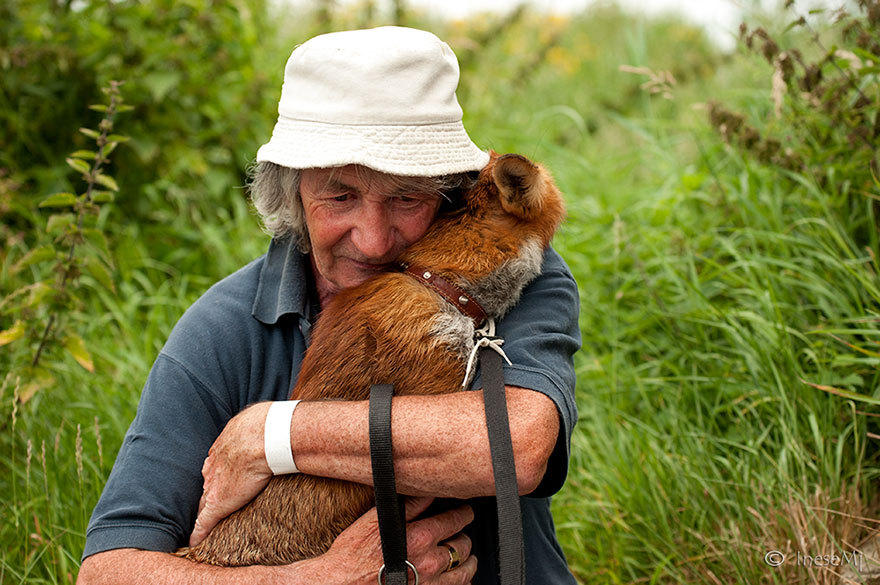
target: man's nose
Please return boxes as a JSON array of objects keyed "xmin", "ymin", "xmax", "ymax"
[{"xmin": 351, "ymin": 202, "xmax": 395, "ymax": 259}]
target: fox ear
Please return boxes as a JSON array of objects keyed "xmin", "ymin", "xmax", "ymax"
[{"xmin": 491, "ymin": 153, "xmax": 546, "ymax": 220}]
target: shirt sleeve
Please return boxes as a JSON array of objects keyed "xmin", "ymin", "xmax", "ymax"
[
  {"xmin": 81, "ymin": 353, "xmax": 234, "ymax": 560},
  {"xmin": 468, "ymin": 246, "xmax": 581, "ymax": 498}
]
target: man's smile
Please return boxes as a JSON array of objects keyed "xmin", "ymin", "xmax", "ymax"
[{"xmin": 347, "ymin": 259, "xmax": 393, "ymax": 271}]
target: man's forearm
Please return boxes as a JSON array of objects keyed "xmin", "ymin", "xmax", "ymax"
[
  {"xmin": 77, "ymin": 549, "xmax": 322, "ymax": 585},
  {"xmin": 290, "ymin": 387, "xmax": 559, "ymax": 499}
]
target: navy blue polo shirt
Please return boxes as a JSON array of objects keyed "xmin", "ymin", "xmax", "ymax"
[{"xmin": 83, "ymin": 237, "xmax": 581, "ymax": 584}]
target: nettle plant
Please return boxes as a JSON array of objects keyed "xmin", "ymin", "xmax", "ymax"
[
  {"xmin": 708, "ymin": 0, "xmax": 879, "ymax": 220},
  {"xmin": 0, "ymin": 82, "xmax": 130, "ymax": 401}
]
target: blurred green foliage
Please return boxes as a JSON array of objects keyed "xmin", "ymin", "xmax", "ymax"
[{"xmin": 2, "ymin": 0, "xmax": 283, "ymax": 273}]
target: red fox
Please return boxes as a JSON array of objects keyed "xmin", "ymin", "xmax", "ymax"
[{"xmin": 179, "ymin": 151, "xmax": 566, "ymax": 565}]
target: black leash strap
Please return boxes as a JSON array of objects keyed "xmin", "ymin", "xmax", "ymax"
[
  {"xmin": 369, "ymin": 383, "xmax": 410, "ymax": 585},
  {"xmin": 480, "ymin": 346, "xmax": 525, "ymax": 585},
  {"xmin": 368, "ymin": 347, "xmax": 524, "ymax": 585}
]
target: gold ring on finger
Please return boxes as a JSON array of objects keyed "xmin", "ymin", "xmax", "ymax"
[{"xmin": 443, "ymin": 542, "xmax": 462, "ymax": 572}]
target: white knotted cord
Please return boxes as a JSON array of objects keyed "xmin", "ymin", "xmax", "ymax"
[{"xmin": 462, "ymin": 318, "xmax": 512, "ymax": 387}]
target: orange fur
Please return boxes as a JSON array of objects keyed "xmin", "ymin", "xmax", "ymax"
[{"xmin": 179, "ymin": 152, "xmax": 565, "ymax": 566}]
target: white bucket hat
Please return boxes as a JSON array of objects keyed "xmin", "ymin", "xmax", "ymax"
[{"xmin": 256, "ymin": 26, "xmax": 490, "ymax": 176}]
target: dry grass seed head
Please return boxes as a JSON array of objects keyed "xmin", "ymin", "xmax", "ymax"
[
  {"xmin": 40, "ymin": 440, "xmax": 48, "ymax": 492},
  {"xmin": 54, "ymin": 422, "xmax": 62, "ymax": 456},
  {"xmin": 772, "ymin": 54, "xmax": 788, "ymax": 118},
  {"xmin": 26, "ymin": 439, "xmax": 32, "ymax": 488},
  {"xmin": 75, "ymin": 424, "xmax": 82, "ymax": 480},
  {"xmin": 11, "ymin": 375, "xmax": 20, "ymax": 431},
  {"xmin": 93, "ymin": 415, "xmax": 102, "ymax": 467}
]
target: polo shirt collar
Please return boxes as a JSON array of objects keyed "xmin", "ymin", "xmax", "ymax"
[{"xmin": 252, "ymin": 237, "xmax": 312, "ymax": 325}]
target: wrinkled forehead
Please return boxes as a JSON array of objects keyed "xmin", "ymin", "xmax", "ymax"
[{"xmin": 302, "ymin": 164, "xmax": 445, "ymax": 198}]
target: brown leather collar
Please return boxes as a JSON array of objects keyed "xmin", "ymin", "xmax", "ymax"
[{"xmin": 402, "ymin": 264, "xmax": 488, "ymax": 326}]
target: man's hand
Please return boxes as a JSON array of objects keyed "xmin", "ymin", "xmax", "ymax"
[
  {"xmin": 190, "ymin": 402, "xmax": 273, "ymax": 547},
  {"xmin": 320, "ymin": 496, "xmax": 477, "ymax": 585}
]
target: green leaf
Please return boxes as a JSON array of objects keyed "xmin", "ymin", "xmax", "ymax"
[
  {"xmin": 105, "ymin": 134, "xmax": 130, "ymax": 143},
  {"xmin": 39, "ymin": 192, "xmax": 77, "ymax": 208},
  {"xmin": 79, "ymin": 127, "xmax": 100, "ymax": 139},
  {"xmin": 102, "ymin": 142, "xmax": 118, "ymax": 156},
  {"xmin": 94, "ymin": 174, "xmax": 119, "ymax": 191},
  {"xmin": 66, "ymin": 157, "xmax": 91, "ymax": 174},
  {"xmin": 10, "ymin": 245, "xmax": 55, "ymax": 274},
  {"xmin": 0, "ymin": 320, "xmax": 26, "ymax": 346},
  {"xmin": 88, "ymin": 104, "xmax": 108, "ymax": 112},
  {"xmin": 47, "ymin": 213, "xmax": 75, "ymax": 234},
  {"xmin": 84, "ymin": 257, "xmax": 115, "ymax": 292},
  {"xmin": 91, "ymin": 190, "xmax": 115, "ymax": 203},
  {"xmin": 83, "ymin": 229, "xmax": 110, "ymax": 258},
  {"xmin": 71, "ymin": 150, "xmax": 96, "ymax": 160},
  {"xmin": 63, "ymin": 334, "xmax": 95, "ymax": 372},
  {"xmin": 801, "ymin": 378, "xmax": 880, "ymax": 406},
  {"xmin": 117, "ymin": 104, "xmax": 134, "ymax": 113}
]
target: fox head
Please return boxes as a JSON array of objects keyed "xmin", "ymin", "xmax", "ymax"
[{"xmin": 403, "ymin": 151, "xmax": 566, "ymax": 282}]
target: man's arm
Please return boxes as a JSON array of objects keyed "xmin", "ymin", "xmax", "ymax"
[
  {"xmin": 78, "ymin": 549, "xmax": 306, "ymax": 585},
  {"xmin": 293, "ymin": 387, "xmax": 557, "ymax": 498},
  {"xmin": 191, "ymin": 388, "xmax": 555, "ymax": 545}
]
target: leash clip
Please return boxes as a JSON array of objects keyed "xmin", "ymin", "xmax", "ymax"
[{"xmin": 462, "ymin": 318, "xmax": 512, "ymax": 387}]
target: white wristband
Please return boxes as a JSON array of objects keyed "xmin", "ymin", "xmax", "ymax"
[{"xmin": 264, "ymin": 400, "xmax": 301, "ymax": 475}]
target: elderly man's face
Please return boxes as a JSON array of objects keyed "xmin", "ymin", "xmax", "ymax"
[{"xmin": 300, "ymin": 164, "xmax": 443, "ymax": 302}]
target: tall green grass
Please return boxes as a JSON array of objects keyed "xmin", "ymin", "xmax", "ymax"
[
  {"xmin": 541, "ymin": 7, "xmax": 880, "ymax": 582},
  {"xmin": 554, "ymin": 156, "xmax": 880, "ymax": 581}
]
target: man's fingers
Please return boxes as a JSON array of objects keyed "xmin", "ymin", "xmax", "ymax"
[
  {"xmin": 189, "ymin": 499, "xmax": 224, "ymax": 547},
  {"xmin": 415, "ymin": 533, "xmax": 473, "ymax": 578},
  {"xmin": 189, "ymin": 492, "xmax": 222, "ymax": 546},
  {"xmin": 433, "ymin": 555, "xmax": 477, "ymax": 585},
  {"xmin": 197, "ymin": 453, "xmax": 214, "ymax": 517},
  {"xmin": 409, "ymin": 505, "xmax": 474, "ymax": 551},
  {"xmin": 441, "ymin": 533, "xmax": 472, "ymax": 563},
  {"xmin": 404, "ymin": 496, "xmax": 435, "ymax": 521},
  {"xmin": 196, "ymin": 492, "xmax": 206, "ymax": 516},
  {"xmin": 189, "ymin": 512, "xmax": 214, "ymax": 547},
  {"xmin": 443, "ymin": 556, "xmax": 477, "ymax": 585},
  {"xmin": 345, "ymin": 496, "xmax": 428, "ymax": 534}
]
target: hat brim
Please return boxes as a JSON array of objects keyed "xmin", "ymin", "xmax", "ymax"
[{"xmin": 256, "ymin": 117, "xmax": 490, "ymax": 176}]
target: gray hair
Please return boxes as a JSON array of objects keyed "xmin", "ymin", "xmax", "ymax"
[{"xmin": 248, "ymin": 161, "xmax": 478, "ymax": 253}]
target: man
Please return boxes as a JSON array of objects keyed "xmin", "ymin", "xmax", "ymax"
[{"xmin": 77, "ymin": 26, "xmax": 580, "ymax": 585}]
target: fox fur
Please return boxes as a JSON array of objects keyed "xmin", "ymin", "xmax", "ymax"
[{"xmin": 179, "ymin": 151, "xmax": 566, "ymax": 566}]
